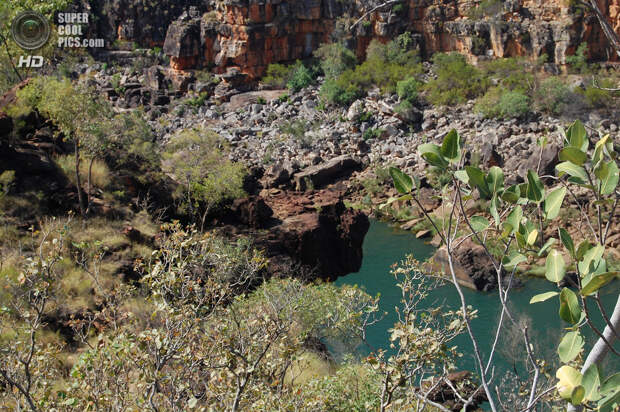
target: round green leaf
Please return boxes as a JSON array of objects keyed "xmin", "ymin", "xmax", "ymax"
[
  {"xmin": 503, "ymin": 251, "xmax": 527, "ymax": 269},
  {"xmin": 486, "ymin": 166, "xmax": 505, "ymax": 195},
  {"xmin": 559, "ymin": 228, "xmax": 575, "ymax": 258},
  {"xmin": 572, "ymin": 385, "xmax": 586, "ymax": 405},
  {"xmin": 578, "ymin": 244, "xmax": 604, "ymax": 276},
  {"xmin": 526, "ymin": 170, "xmax": 544, "ymax": 203},
  {"xmin": 419, "ymin": 143, "xmax": 448, "ymax": 169},
  {"xmin": 596, "ymin": 160, "xmax": 619, "ymax": 196},
  {"xmin": 545, "ymin": 250, "xmax": 566, "ymax": 282},
  {"xmin": 544, "ymin": 187, "xmax": 567, "ymax": 220},
  {"xmin": 440, "ymin": 129, "xmax": 460, "ymax": 160},
  {"xmin": 503, "ymin": 206, "xmax": 522, "ymax": 237},
  {"xmin": 581, "ymin": 272, "xmax": 619, "ymax": 296},
  {"xmin": 502, "ymin": 184, "xmax": 521, "ymax": 204},
  {"xmin": 556, "ymin": 161, "xmax": 588, "ymax": 183},
  {"xmin": 465, "ymin": 166, "xmax": 491, "ymax": 199},
  {"xmin": 469, "ymin": 216, "xmax": 490, "ymax": 233},
  {"xmin": 558, "ymin": 331, "xmax": 584, "ymax": 362},
  {"xmin": 389, "ymin": 167, "xmax": 413, "ymax": 194},
  {"xmin": 559, "ymin": 147, "xmax": 587, "ymax": 166},
  {"xmin": 566, "ymin": 119, "xmax": 588, "ymax": 151},
  {"xmin": 582, "ymin": 364, "xmax": 601, "ymax": 402},
  {"xmin": 559, "ymin": 288, "xmax": 581, "ymax": 325}
]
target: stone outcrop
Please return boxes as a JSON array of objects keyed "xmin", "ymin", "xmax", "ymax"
[
  {"xmin": 83, "ymin": 1, "xmax": 207, "ymax": 47},
  {"xmin": 153, "ymin": 0, "xmax": 620, "ymax": 76},
  {"xmin": 86, "ymin": 0, "xmax": 620, "ymax": 76},
  {"xmin": 227, "ymin": 188, "xmax": 370, "ymax": 280},
  {"xmin": 293, "ymin": 154, "xmax": 362, "ymax": 191},
  {"xmin": 428, "ymin": 239, "xmax": 497, "ymax": 291}
]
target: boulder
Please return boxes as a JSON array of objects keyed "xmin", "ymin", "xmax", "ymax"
[
  {"xmin": 520, "ymin": 143, "xmax": 560, "ymax": 178},
  {"xmin": 230, "ymin": 196, "xmax": 274, "ymax": 228},
  {"xmin": 263, "ymin": 162, "xmax": 295, "ymax": 188},
  {"xmin": 428, "ymin": 239, "xmax": 497, "ymax": 291},
  {"xmin": 145, "ymin": 66, "xmax": 166, "ymax": 90},
  {"xmin": 163, "ymin": 16, "xmax": 202, "ymax": 70},
  {"xmin": 294, "ymin": 155, "xmax": 362, "ymax": 191},
  {"xmin": 480, "ymin": 142, "xmax": 503, "ymax": 168},
  {"xmin": 267, "ymin": 200, "xmax": 369, "ymax": 280},
  {"xmin": 347, "ymin": 100, "xmax": 364, "ymax": 122}
]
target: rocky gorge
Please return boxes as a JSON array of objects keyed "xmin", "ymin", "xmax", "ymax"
[{"xmin": 2, "ymin": 0, "xmax": 620, "ymax": 291}]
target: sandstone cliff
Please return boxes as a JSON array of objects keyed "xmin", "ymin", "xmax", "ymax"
[
  {"xmin": 84, "ymin": 0, "xmax": 620, "ymax": 77},
  {"xmin": 156, "ymin": 0, "xmax": 620, "ymax": 77}
]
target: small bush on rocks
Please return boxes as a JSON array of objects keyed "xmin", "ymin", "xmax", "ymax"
[
  {"xmin": 314, "ymin": 42, "xmax": 357, "ymax": 79},
  {"xmin": 481, "ymin": 57, "xmax": 533, "ymax": 94},
  {"xmin": 262, "ymin": 63, "xmax": 295, "ymax": 89},
  {"xmin": 287, "ymin": 62, "xmax": 316, "ymax": 93},
  {"xmin": 566, "ymin": 42, "xmax": 592, "ymax": 74},
  {"xmin": 320, "ymin": 33, "xmax": 422, "ymax": 106},
  {"xmin": 397, "ymin": 77, "xmax": 420, "ymax": 104},
  {"xmin": 424, "ymin": 53, "xmax": 489, "ymax": 106},
  {"xmin": 534, "ymin": 77, "xmax": 574, "ymax": 115},
  {"xmin": 576, "ymin": 78, "xmax": 618, "ymax": 109},
  {"xmin": 476, "ymin": 87, "xmax": 530, "ymax": 119}
]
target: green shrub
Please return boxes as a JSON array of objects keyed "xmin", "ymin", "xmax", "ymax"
[
  {"xmin": 362, "ymin": 127, "xmax": 383, "ymax": 140},
  {"xmin": 576, "ymin": 79, "xmax": 617, "ymax": 108},
  {"xmin": 314, "ymin": 42, "xmax": 357, "ymax": 79},
  {"xmin": 163, "ymin": 128, "xmax": 246, "ymax": 226},
  {"xmin": 287, "ymin": 62, "xmax": 316, "ymax": 93},
  {"xmin": 396, "ymin": 77, "xmax": 420, "ymax": 104},
  {"xmin": 0, "ymin": 170, "xmax": 15, "ymax": 199},
  {"xmin": 394, "ymin": 99, "xmax": 414, "ymax": 117},
  {"xmin": 534, "ymin": 77, "xmax": 573, "ymax": 115},
  {"xmin": 566, "ymin": 42, "xmax": 590, "ymax": 74},
  {"xmin": 579, "ymin": 85, "xmax": 610, "ymax": 108},
  {"xmin": 262, "ymin": 63, "xmax": 295, "ymax": 89},
  {"xmin": 467, "ymin": 0, "xmax": 503, "ymax": 19},
  {"xmin": 482, "ymin": 57, "xmax": 533, "ymax": 93},
  {"xmin": 320, "ymin": 75, "xmax": 363, "ymax": 106},
  {"xmin": 476, "ymin": 87, "xmax": 530, "ymax": 119},
  {"xmin": 320, "ymin": 33, "xmax": 423, "ymax": 105},
  {"xmin": 55, "ymin": 155, "xmax": 111, "ymax": 189},
  {"xmin": 358, "ymin": 111, "xmax": 373, "ymax": 123},
  {"xmin": 424, "ymin": 53, "xmax": 490, "ymax": 106},
  {"xmin": 185, "ymin": 92, "xmax": 209, "ymax": 108},
  {"xmin": 498, "ymin": 90, "xmax": 530, "ymax": 118}
]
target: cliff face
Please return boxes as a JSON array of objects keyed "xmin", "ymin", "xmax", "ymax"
[
  {"xmin": 91, "ymin": 0, "xmax": 620, "ymax": 76},
  {"xmin": 82, "ymin": 0, "xmax": 207, "ymax": 47}
]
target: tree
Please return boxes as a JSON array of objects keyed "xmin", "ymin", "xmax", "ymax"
[
  {"xmin": 368, "ymin": 257, "xmax": 472, "ymax": 412},
  {"xmin": 66, "ymin": 222, "xmax": 381, "ymax": 411},
  {"xmin": 385, "ymin": 121, "xmax": 619, "ymax": 411},
  {"xmin": 0, "ymin": 218, "xmax": 68, "ymax": 411},
  {"xmin": 11, "ymin": 77, "xmax": 108, "ymax": 216},
  {"xmin": 162, "ymin": 128, "xmax": 247, "ymax": 230}
]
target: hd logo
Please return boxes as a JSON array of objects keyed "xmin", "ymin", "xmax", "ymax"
[
  {"xmin": 17, "ymin": 55, "xmax": 44, "ymax": 68},
  {"xmin": 12, "ymin": 10, "xmax": 50, "ymax": 69}
]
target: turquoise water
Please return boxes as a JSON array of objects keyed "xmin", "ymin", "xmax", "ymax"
[{"xmin": 334, "ymin": 220, "xmax": 619, "ymax": 379}]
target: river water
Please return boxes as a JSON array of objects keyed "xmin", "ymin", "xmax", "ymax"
[{"xmin": 334, "ymin": 219, "xmax": 619, "ymax": 381}]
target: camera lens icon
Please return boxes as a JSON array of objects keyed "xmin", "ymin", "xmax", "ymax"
[{"xmin": 11, "ymin": 11, "xmax": 51, "ymax": 50}]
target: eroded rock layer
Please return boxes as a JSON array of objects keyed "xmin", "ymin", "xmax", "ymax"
[{"xmin": 158, "ymin": 0, "xmax": 620, "ymax": 76}]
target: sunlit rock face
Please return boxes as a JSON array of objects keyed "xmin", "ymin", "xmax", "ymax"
[{"xmin": 88, "ymin": 0, "xmax": 619, "ymax": 76}]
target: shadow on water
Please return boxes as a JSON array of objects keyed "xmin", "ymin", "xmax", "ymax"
[{"xmin": 334, "ymin": 220, "xmax": 619, "ymax": 382}]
